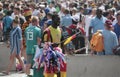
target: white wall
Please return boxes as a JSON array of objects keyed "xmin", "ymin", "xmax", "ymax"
[{"xmin": 67, "ymin": 55, "xmax": 120, "ymax": 77}]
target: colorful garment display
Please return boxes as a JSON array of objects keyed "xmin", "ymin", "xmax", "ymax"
[{"xmin": 33, "ymin": 42, "xmax": 66, "ymax": 77}]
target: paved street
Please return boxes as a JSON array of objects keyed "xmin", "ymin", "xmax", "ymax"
[
  {"xmin": 0, "ymin": 72, "xmax": 25, "ymax": 77},
  {"xmin": 0, "ymin": 69, "xmax": 33, "ymax": 77},
  {"xmin": 0, "ymin": 0, "xmax": 120, "ymax": 76},
  {"xmin": 0, "ymin": 55, "xmax": 120, "ymax": 77},
  {"xmin": 0, "ymin": 43, "xmax": 120, "ymax": 77}
]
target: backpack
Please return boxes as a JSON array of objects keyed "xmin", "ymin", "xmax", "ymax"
[{"xmin": 90, "ymin": 31, "xmax": 104, "ymax": 52}]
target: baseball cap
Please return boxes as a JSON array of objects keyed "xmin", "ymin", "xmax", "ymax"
[{"xmin": 105, "ymin": 20, "xmax": 113, "ymax": 28}]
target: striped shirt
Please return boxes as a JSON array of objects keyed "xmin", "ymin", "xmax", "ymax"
[{"xmin": 10, "ymin": 26, "xmax": 22, "ymax": 55}]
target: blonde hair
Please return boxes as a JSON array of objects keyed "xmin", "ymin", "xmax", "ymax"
[
  {"xmin": 31, "ymin": 16, "xmax": 39, "ymax": 23},
  {"xmin": 13, "ymin": 15, "xmax": 20, "ymax": 24}
]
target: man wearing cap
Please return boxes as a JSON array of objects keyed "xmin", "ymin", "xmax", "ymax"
[{"xmin": 102, "ymin": 20, "xmax": 118, "ymax": 55}]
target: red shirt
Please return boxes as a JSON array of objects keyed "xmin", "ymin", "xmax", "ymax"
[{"xmin": 67, "ymin": 24, "xmax": 85, "ymax": 35}]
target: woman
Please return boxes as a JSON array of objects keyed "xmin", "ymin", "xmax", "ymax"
[
  {"xmin": 2, "ymin": 15, "xmax": 24, "ymax": 75},
  {"xmin": 102, "ymin": 20, "xmax": 118, "ymax": 55}
]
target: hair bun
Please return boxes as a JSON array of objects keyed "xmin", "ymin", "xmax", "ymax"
[
  {"xmin": 15, "ymin": 15, "xmax": 19, "ymax": 20},
  {"xmin": 14, "ymin": 15, "xmax": 20, "ymax": 24}
]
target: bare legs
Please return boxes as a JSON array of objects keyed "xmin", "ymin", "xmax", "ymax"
[
  {"xmin": 16, "ymin": 55, "xmax": 25, "ymax": 72},
  {"xmin": 21, "ymin": 47, "xmax": 27, "ymax": 62},
  {"xmin": 3, "ymin": 51, "xmax": 24, "ymax": 74},
  {"xmin": 21, "ymin": 47, "xmax": 27, "ymax": 72},
  {"xmin": 25, "ymin": 64, "xmax": 31, "ymax": 75},
  {"xmin": 5, "ymin": 52, "xmax": 16, "ymax": 74}
]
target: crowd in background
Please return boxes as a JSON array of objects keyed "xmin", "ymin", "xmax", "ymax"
[
  {"xmin": 0, "ymin": 0, "xmax": 119, "ymax": 51},
  {"xmin": 0, "ymin": 0, "xmax": 120, "ymax": 77}
]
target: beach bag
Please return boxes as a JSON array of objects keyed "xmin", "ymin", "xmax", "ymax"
[{"xmin": 90, "ymin": 31, "xmax": 104, "ymax": 52}]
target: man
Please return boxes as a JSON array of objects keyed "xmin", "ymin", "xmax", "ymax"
[
  {"xmin": 58, "ymin": 6, "xmax": 65, "ymax": 19},
  {"xmin": 3, "ymin": 2, "xmax": 9, "ymax": 15},
  {"xmin": 29, "ymin": 2, "xmax": 40, "ymax": 16},
  {"xmin": 21, "ymin": 8, "xmax": 32, "ymax": 67},
  {"xmin": 46, "ymin": 12, "xmax": 53, "ymax": 27},
  {"xmin": 102, "ymin": 20, "xmax": 118, "ymax": 55},
  {"xmin": 3, "ymin": 11, "xmax": 13, "ymax": 42},
  {"xmin": 43, "ymin": 14, "xmax": 62, "ymax": 44},
  {"xmin": 25, "ymin": 16, "xmax": 42, "ymax": 77},
  {"xmin": 46, "ymin": 1, "xmax": 56, "ymax": 13},
  {"xmin": 60, "ymin": 8, "xmax": 72, "ymax": 27},
  {"xmin": 60, "ymin": 8, "xmax": 72, "ymax": 46},
  {"xmin": 89, "ymin": 9, "xmax": 107, "ymax": 54},
  {"xmin": 43, "ymin": 14, "xmax": 66, "ymax": 77},
  {"xmin": 89, "ymin": 9, "xmax": 107, "ymax": 35},
  {"xmin": 114, "ymin": 11, "xmax": 120, "ymax": 44},
  {"xmin": 11, "ymin": 6, "xmax": 25, "ymax": 26}
]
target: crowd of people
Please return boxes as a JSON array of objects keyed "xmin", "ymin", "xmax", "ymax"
[{"xmin": 0, "ymin": 0, "xmax": 120, "ymax": 77}]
